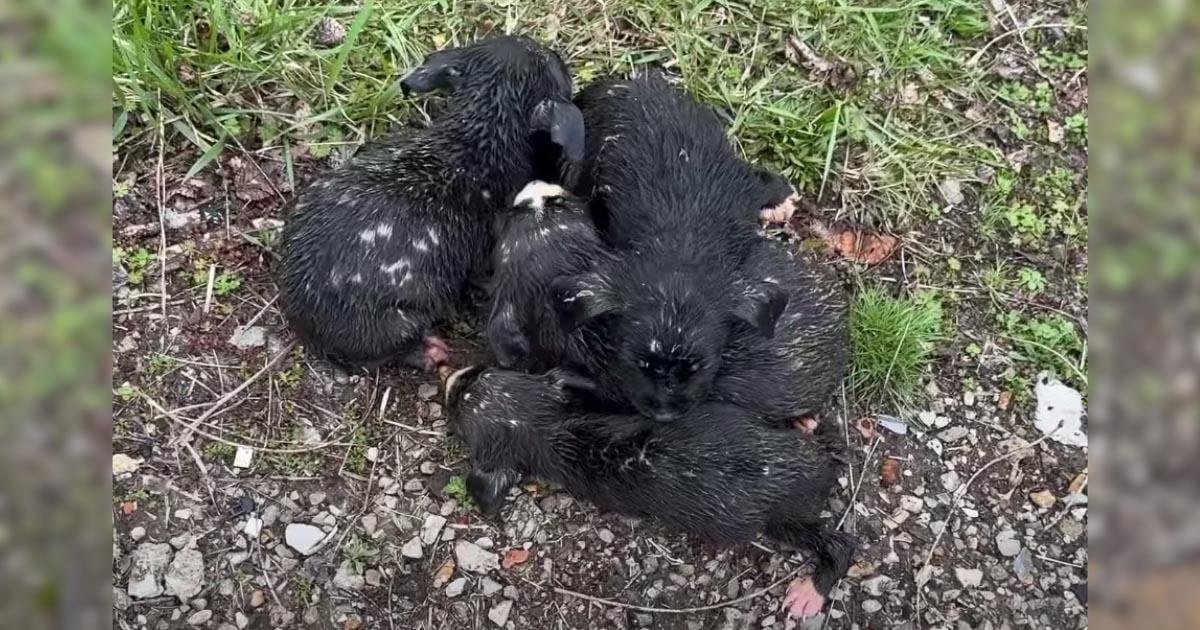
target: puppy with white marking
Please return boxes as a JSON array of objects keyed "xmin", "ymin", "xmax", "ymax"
[
  {"xmin": 446, "ymin": 366, "xmax": 857, "ymax": 620},
  {"xmin": 486, "ymin": 181, "xmax": 611, "ymax": 370},
  {"xmin": 277, "ymin": 37, "xmax": 584, "ymax": 370}
]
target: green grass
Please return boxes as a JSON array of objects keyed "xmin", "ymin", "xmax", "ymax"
[{"xmin": 849, "ymin": 288, "xmax": 944, "ymax": 408}]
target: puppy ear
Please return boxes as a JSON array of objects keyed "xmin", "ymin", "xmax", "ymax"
[
  {"xmin": 399, "ymin": 49, "xmax": 464, "ymax": 95},
  {"xmin": 531, "ymin": 99, "xmax": 585, "ymax": 163},
  {"xmin": 487, "ymin": 303, "xmax": 530, "ymax": 368},
  {"xmin": 732, "ymin": 281, "xmax": 789, "ymax": 338},
  {"xmin": 551, "ymin": 272, "xmax": 618, "ymax": 332},
  {"xmin": 444, "ymin": 365, "xmax": 487, "ymax": 410},
  {"xmin": 547, "ymin": 368, "xmax": 598, "ymax": 395}
]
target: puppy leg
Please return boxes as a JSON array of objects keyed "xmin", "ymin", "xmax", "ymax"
[
  {"xmin": 402, "ymin": 336, "xmax": 451, "ymax": 371},
  {"xmin": 751, "ymin": 167, "xmax": 800, "ymax": 224},
  {"xmin": 466, "ymin": 468, "xmax": 521, "ymax": 516},
  {"xmin": 766, "ymin": 520, "xmax": 858, "ymax": 618}
]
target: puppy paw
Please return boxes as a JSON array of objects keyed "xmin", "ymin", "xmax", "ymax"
[
  {"xmin": 421, "ymin": 336, "xmax": 451, "ymax": 370},
  {"xmin": 759, "ymin": 192, "xmax": 799, "ymax": 225},
  {"xmin": 782, "ymin": 577, "xmax": 826, "ymax": 619},
  {"xmin": 791, "ymin": 415, "xmax": 820, "ymax": 434}
]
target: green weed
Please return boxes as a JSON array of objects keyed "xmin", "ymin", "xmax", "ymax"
[{"xmin": 849, "ymin": 288, "xmax": 944, "ymax": 408}]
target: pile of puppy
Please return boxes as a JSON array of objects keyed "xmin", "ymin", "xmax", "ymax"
[{"xmin": 277, "ymin": 36, "xmax": 855, "ymax": 619}]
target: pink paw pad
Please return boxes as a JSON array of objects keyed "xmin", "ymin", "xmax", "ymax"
[
  {"xmin": 782, "ymin": 577, "xmax": 826, "ymax": 619},
  {"xmin": 421, "ymin": 336, "xmax": 451, "ymax": 370}
]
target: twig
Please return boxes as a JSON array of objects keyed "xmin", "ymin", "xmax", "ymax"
[
  {"xmin": 967, "ymin": 23, "xmax": 1088, "ymax": 67},
  {"xmin": 156, "ymin": 94, "xmax": 169, "ymax": 350},
  {"xmin": 202, "ymin": 264, "xmax": 216, "ymax": 315},
  {"xmin": 170, "ymin": 339, "xmax": 298, "ymax": 445},
  {"xmin": 554, "ymin": 565, "xmax": 803, "ymax": 614},
  {"xmin": 838, "ymin": 435, "xmax": 882, "ymax": 529}
]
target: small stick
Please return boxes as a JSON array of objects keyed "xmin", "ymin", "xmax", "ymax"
[
  {"xmin": 170, "ymin": 339, "xmax": 298, "ymax": 446},
  {"xmin": 554, "ymin": 566, "xmax": 803, "ymax": 614},
  {"xmin": 202, "ymin": 264, "xmax": 216, "ymax": 314}
]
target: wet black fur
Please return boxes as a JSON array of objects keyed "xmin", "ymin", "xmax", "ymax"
[
  {"xmin": 486, "ymin": 186, "xmax": 613, "ymax": 370},
  {"xmin": 277, "ymin": 36, "xmax": 582, "ymax": 368},
  {"xmin": 449, "ymin": 368, "xmax": 857, "ymax": 597},
  {"xmin": 552, "ymin": 72, "xmax": 799, "ymax": 420},
  {"xmin": 711, "ymin": 243, "xmax": 850, "ymax": 423}
]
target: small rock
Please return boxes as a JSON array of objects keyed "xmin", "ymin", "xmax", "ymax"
[
  {"xmin": 1013, "ymin": 548, "xmax": 1035, "ymax": 583},
  {"xmin": 899, "ymin": 496, "xmax": 924, "ymax": 513},
  {"xmin": 169, "ymin": 533, "xmax": 192, "ymax": 549},
  {"xmin": 487, "ymin": 600, "xmax": 513, "ymax": 627},
  {"xmin": 333, "ymin": 561, "xmax": 365, "ymax": 590},
  {"xmin": 261, "ymin": 504, "xmax": 281, "ymax": 527},
  {"xmin": 420, "ymin": 514, "xmax": 448, "ymax": 545},
  {"xmin": 862, "ymin": 599, "xmax": 883, "ymax": 613},
  {"xmin": 940, "ymin": 471, "xmax": 961, "ymax": 492},
  {"xmin": 939, "ymin": 178, "xmax": 965, "ymax": 205},
  {"xmin": 917, "ymin": 410, "xmax": 938, "ymax": 426},
  {"xmin": 1030, "ymin": 490, "xmax": 1057, "ymax": 509},
  {"xmin": 249, "ymin": 590, "xmax": 266, "ymax": 608},
  {"xmin": 402, "ymin": 536, "xmax": 424, "ymax": 559},
  {"xmin": 232, "ymin": 446, "xmax": 254, "ymax": 468},
  {"xmin": 417, "ymin": 383, "xmax": 439, "ymax": 401},
  {"xmin": 269, "ymin": 606, "xmax": 295, "ymax": 627},
  {"xmin": 1059, "ymin": 518, "xmax": 1084, "ymax": 540},
  {"xmin": 503, "ymin": 585, "xmax": 519, "ymax": 600},
  {"xmin": 313, "ymin": 17, "xmax": 346, "ymax": 47},
  {"xmin": 933, "ymin": 415, "xmax": 951, "ymax": 429},
  {"xmin": 164, "ymin": 546, "xmax": 205, "ymax": 601},
  {"xmin": 955, "ymin": 568, "xmax": 984, "ymax": 588},
  {"xmin": 187, "ymin": 610, "xmax": 213, "ymax": 625},
  {"xmin": 962, "ymin": 391, "xmax": 976, "ymax": 406},
  {"xmin": 285, "ymin": 523, "xmax": 327, "ymax": 555},
  {"xmin": 996, "ymin": 531, "xmax": 1022, "ymax": 557},
  {"xmin": 130, "ymin": 526, "xmax": 147, "ymax": 541},
  {"xmin": 235, "ymin": 612, "xmax": 249, "ymax": 629},
  {"xmin": 308, "ymin": 491, "xmax": 327, "ymax": 506},
  {"xmin": 446, "ymin": 577, "xmax": 468, "ymax": 597},
  {"xmin": 163, "ymin": 209, "xmax": 200, "ymax": 229},
  {"xmin": 361, "ymin": 514, "xmax": 378, "ymax": 535},
  {"xmin": 938, "ymin": 426, "xmax": 969, "ymax": 443},
  {"xmin": 365, "ymin": 568, "xmax": 383, "ymax": 587},
  {"xmin": 481, "ymin": 578, "xmax": 503, "ymax": 597},
  {"xmin": 419, "ymin": 461, "xmax": 438, "ymax": 475},
  {"xmin": 174, "ymin": 508, "xmax": 193, "ymax": 520},
  {"xmin": 456, "ymin": 540, "xmax": 500, "ymax": 574},
  {"xmin": 862, "ymin": 575, "xmax": 891, "ymax": 597},
  {"xmin": 243, "ymin": 516, "xmax": 263, "ymax": 538},
  {"xmin": 112, "ymin": 453, "xmax": 143, "ymax": 476},
  {"xmin": 633, "ymin": 612, "xmax": 655, "ymax": 627},
  {"xmin": 876, "ymin": 415, "xmax": 908, "ymax": 435},
  {"xmin": 403, "ymin": 479, "xmax": 424, "ymax": 493},
  {"xmin": 228, "ymin": 326, "xmax": 267, "ymax": 349},
  {"xmin": 113, "ymin": 587, "xmax": 131, "ymax": 611},
  {"xmin": 475, "ymin": 537, "xmax": 495, "ymax": 550},
  {"xmin": 303, "ymin": 607, "xmax": 320, "ymax": 625},
  {"xmin": 597, "ymin": 528, "xmax": 615, "ymax": 544}
]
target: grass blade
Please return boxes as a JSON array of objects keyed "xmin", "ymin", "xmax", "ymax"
[
  {"xmin": 184, "ymin": 136, "xmax": 227, "ymax": 179},
  {"xmin": 326, "ymin": 0, "xmax": 376, "ymax": 96}
]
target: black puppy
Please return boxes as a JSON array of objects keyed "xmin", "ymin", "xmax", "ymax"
[
  {"xmin": 277, "ymin": 36, "xmax": 584, "ymax": 370},
  {"xmin": 551, "ymin": 73, "xmax": 802, "ymax": 420},
  {"xmin": 710, "ymin": 243, "xmax": 849, "ymax": 424},
  {"xmin": 486, "ymin": 181, "xmax": 611, "ymax": 370},
  {"xmin": 445, "ymin": 367, "xmax": 857, "ymax": 619}
]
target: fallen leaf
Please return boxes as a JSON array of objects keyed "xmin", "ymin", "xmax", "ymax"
[
  {"xmin": 880, "ymin": 459, "xmax": 901, "ymax": 487},
  {"xmin": 998, "ymin": 391, "xmax": 1013, "ymax": 410},
  {"xmin": 121, "ymin": 501, "xmax": 138, "ymax": 515},
  {"xmin": 812, "ymin": 222, "xmax": 900, "ymax": 265},
  {"xmin": 432, "ymin": 560, "xmax": 456, "ymax": 588},
  {"xmin": 501, "ymin": 548, "xmax": 531, "ymax": 570},
  {"xmin": 855, "ymin": 417, "xmax": 878, "ymax": 439},
  {"xmin": 783, "ymin": 36, "xmax": 834, "ymax": 73}
]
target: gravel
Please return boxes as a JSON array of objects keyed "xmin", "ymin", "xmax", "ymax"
[
  {"xmin": 456, "ymin": 540, "xmax": 500, "ymax": 574},
  {"xmin": 164, "ymin": 545, "xmax": 205, "ymax": 600},
  {"xmin": 488, "ymin": 600, "xmax": 513, "ymax": 627}
]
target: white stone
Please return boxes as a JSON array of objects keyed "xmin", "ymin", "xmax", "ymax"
[
  {"xmin": 128, "ymin": 543, "xmax": 172, "ymax": 599},
  {"xmin": 130, "ymin": 526, "xmax": 146, "ymax": 541},
  {"xmin": 455, "ymin": 540, "xmax": 500, "ymax": 574},
  {"xmin": 243, "ymin": 516, "xmax": 263, "ymax": 538},
  {"xmin": 112, "ymin": 453, "xmax": 143, "ymax": 476},
  {"xmin": 940, "ymin": 471, "xmax": 961, "ymax": 492},
  {"xmin": 488, "ymin": 600, "xmax": 513, "ymax": 627},
  {"xmin": 401, "ymin": 536, "xmax": 424, "ymax": 559},
  {"xmin": 481, "ymin": 578, "xmax": 503, "ymax": 596},
  {"xmin": 996, "ymin": 531, "xmax": 1022, "ymax": 557},
  {"xmin": 956, "ymin": 568, "xmax": 984, "ymax": 588},
  {"xmin": 445, "ymin": 577, "xmax": 468, "ymax": 597},
  {"xmin": 233, "ymin": 446, "xmax": 254, "ymax": 468},
  {"xmin": 1034, "ymin": 374, "xmax": 1087, "ymax": 447},
  {"xmin": 420, "ymin": 514, "xmax": 447, "ymax": 545},
  {"xmin": 284, "ymin": 523, "xmax": 327, "ymax": 555},
  {"xmin": 228, "ymin": 326, "xmax": 267, "ymax": 349},
  {"xmin": 899, "ymin": 496, "xmax": 924, "ymax": 513},
  {"xmin": 164, "ymin": 546, "xmax": 205, "ymax": 601},
  {"xmin": 333, "ymin": 561, "xmax": 364, "ymax": 590}
]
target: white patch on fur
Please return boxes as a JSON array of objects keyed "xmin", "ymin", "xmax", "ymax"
[
  {"xmin": 376, "ymin": 223, "xmax": 393, "ymax": 239},
  {"xmin": 350, "ymin": 273, "xmax": 363, "ymax": 284},
  {"xmin": 427, "ymin": 228, "xmax": 440, "ymax": 246},
  {"xmin": 380, "ymin": 259, "xmax": 411, "ymax": 276},
  {"xmin": 481, "ymin": 190, "xmax": 492, "ymax": 201},
  {"xmin": 414, "ymin": 239, "xmax": 429, "ymax": 253},
  {"xmin": 679, "ymin": 148, "xmax": 690, "ymax": 161},
  {"xmin": 562, "ymin": 289, "xmax": 594, "ymax": 303},
  {"xmin": 538, "ymin": 228, "xmax": 551, "ymax": 237},
  {"xmin": 649, "ymin": 339, "xmax": 662, "ymax": 352},
  {"xmin": 359, "ymin": 229, "xmax": 377, "ymax": 245},
  {"xmin": 513, "ymin": 180, "xmax": 565, "ymax": 210}
]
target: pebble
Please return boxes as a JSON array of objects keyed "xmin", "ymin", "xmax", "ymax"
[
  {"xmin": 130, "ymin": 526, "xmax": 146, "ymax": 541},
  {"xmin": 164, "ymin": 546, "xmax": 205, "ymax": 601},
  {"xmin": 417, "ymin": 383, "xmax": 439, "ymax": 401},
  {"xmin": 1030, "ymin": 490, "xmax": 1057, "ymax": 509},
  {"xmin": 228, "ymin": 326, "xmax": 267, "ymax": 349},
  {"xmin": 403, "ymin": 479, "xmax": 424, "ymax": 493},
  {"xmin": 597, "ymin": 528, "xmax": 615, "ymax": 544},
  {"xmin": 365, "ymin": 569, "xmax": 383, "ymax": 587},
  {"xmin": 243, "ymin": 516, "xmax": 263, "ymax": 538},
  {"xmin": 308, "ymin": 491, "xmax": 327, "ymax": 506},
  {"xmin": 235, "ymin": 612, "xmax": 249, "ymax": 629},
  {"xmin": 862, "ymin": 599, "xmax": 883, "ymax": 613},
  {"xmin": 933, "ymin": 416, "xmax": 951, "ymax": 429},
  {"xmin": 940, "ymin": 471, "xmax": 961, "ymax": 492},
  {"xmin": 996, "ymin": 531, "xmax": 1022, "ymax": 557},
  {"xmin": 487, "ymin": 600, "xmax": 513, "ymax": 627},
  {"xmin": 918, "ymin": 411, "xmax": 938, "ymax": 426},
  {"xmin": 250, "ymin": 590, "xmax": 266, "ymax": 608},
  {"xmin": 361, "ymin": 514, "xmax": 378, "ymax": 535},
  {"xmin": 401, "ymin": 536, "xmax": 424, "ymax": 559},
  {"xmin": 899, "ymin": 495, "xmax": 924, "ymax": 513},
  {"xmin": 456, "ymin": 540, "xmax": 499, "ymax": 573},
  {"xmin": 174, "ymin": 508, "xmax": 193, "ymax": 520},
  {"xmin": 187, "ymin": 610, "xmax": 212, "ymax": 625},
  {"xmin": 261, "ymin": 505, "xmax": 281, "ymax": 527},
  {"xmin": 938, "ymin": 426, "xmax": 969, "ymax": 443},
  {"xmin": 169, "ymin": 534, "xmax": 193, "ymax": 550},
  {"xmin": 1013, "ymin": 548, "xmax": 1035, "ymax": 583},
  {"xmin": 446, "ymin": 577, "xmax": 468, "ymax": 597},
  {"xmin": 333, "ymin": 561, "xmax": 365, "ymax": 590},
  {"xmin": 1059, "ymin": 518, "xmax": 1084, "ymax": 540},
  {"xmin": 113, "ymin": 587, "xmax": 131, "ymax": 611},
  {"xmin": 956, "ymin": 568, "xmax": 984, "ymax": 588},
  {"xmin": 862, "ymin": 575, "xmax": 891, "ymax": 597},
  {"xmin": 284, "ymin": 523, "xmax": 327, "ymax": 555},
  {"xmin": 420, "ymin": 514, "xmax": 448, "ymax": 545},
  {"xmin": 503, "ymin": 585, "xmax": 519, "ymax": 600},
  {"xmin": 481, "ymin": 578, "xmax": 503, "ymax": 597},
  {"xmin": 233, "ymin": 445, "xmax": 254, "ymax": 468},
  {"xmin": 419, "ymin": 461, "xmax": 438, "ymax": 475},
  {"xmin": 112, "ymin": 453, "xmax": 143, "ymax": 475},
  {"xmin": 303, "ymin": 607, "xmax": 320, "ymax": 625},
  {"xmin": 963, "ymin": 391, "xmax": 976, "ymax": 406}
]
